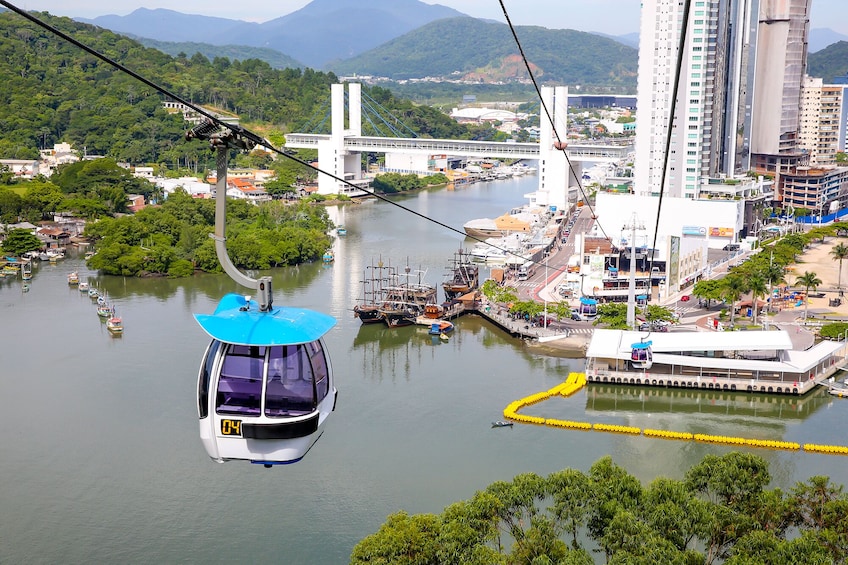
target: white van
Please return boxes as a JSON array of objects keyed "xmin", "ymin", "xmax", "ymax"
[{"xmin": 517, "ymin": 261, "xmax": 534, "ymax": 281}]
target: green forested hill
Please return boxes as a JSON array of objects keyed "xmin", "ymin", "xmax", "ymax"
[
  {"xmin": 133, "ymin": 37, "xmax": 304, "ymax": 70},
  {"xmin": 0, "ymin": 11, "xmax": 485, "ymax": 167},
  {"xmin": 807, "ymin": 41, "xmax": 848, "ymax": 82},
  {"xmin": 329, "ymin": 17, "xmax": 638, "ymax": 89}
]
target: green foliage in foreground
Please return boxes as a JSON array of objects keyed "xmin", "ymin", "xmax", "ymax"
[
  {"xmin": 351, "ymin": 452, "xmax": 846, "ymax": 565},
  {"xmin": 83, "ymin": 189, "xmax": 332, "ymax": 277}
]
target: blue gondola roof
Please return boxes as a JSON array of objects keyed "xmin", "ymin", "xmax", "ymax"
[
  {"xmin": 631, "ymin": 340, "xmax": 652, "ymax": 350},
  {"xmin": 195, "ymin": 293, "xmax": 336, "ymax": 346},
  {"xmin": 580, "ymin": 297, "xmax": 598, "ymax": 305}
]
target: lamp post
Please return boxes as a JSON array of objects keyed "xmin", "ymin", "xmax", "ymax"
[
  {"xmin": 544, "ymin": 253, "xmax": 548, "ymax": 329},
  {"xmin": 624, "ymin": 213, "xmax": 644, "ymax": 330}
]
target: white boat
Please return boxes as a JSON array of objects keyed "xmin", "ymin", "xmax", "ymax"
[
  {"xmin": 79, "ymin": 281, "xmax": 89, "ymax": 292},
  {"xmin": 67, "ymin": 272, "xmax": 79, "ymax": 285}
]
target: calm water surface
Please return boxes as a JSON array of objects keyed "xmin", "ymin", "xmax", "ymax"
[{"xmin": 2, "ymin": 176, "xmax": 847, "ymax": 564}]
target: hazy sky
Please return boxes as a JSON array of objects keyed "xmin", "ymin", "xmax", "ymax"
[{"xmin": 10, "ymin": 0, "xmax": 848, "ymax": 36}]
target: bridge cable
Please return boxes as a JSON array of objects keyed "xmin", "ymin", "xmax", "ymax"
[
  {"xmin": 497, "ymin": 0, "xmax": 612, "ymax": 244},
  {"xmin": 357, "ymin": 96, "xmax": 404, "ymax": 137},
  {"xmin": 0, "ymin": 0, "xmax": 557, "ymax": 272},
  {"xmin": 361, "ymin": 91, "xmax": 420, "ymax": 138}
]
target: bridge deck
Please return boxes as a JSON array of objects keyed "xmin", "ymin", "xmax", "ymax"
[{"xmin": 285, "ymin": 133, "xmax": 630, "ymax": 162}]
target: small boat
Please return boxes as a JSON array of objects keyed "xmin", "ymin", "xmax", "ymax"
[
  {"xmin": 79, "ymin": 281, "xmax": 89, "ymax": 292},
  {"xmin": 491, "ymin": 421, "xmax": 514, "ymax": 428},
  {"xmin": 88, "ymin": 287, "xmax": 99, "ymax": 299},
  {"xmin": 439, "ymin": 332, "xmax": 449, "ymax": 341},
  {"xmin": 427, "ymin": 320, "xmax": 454, "ymax": 335},
  {"xmin": 97, "ymin": 303, "xmax": 115, "ymax": 318},
  {"xmin": 106, "ymin": 315, "xmax": 123, "ymax": 335},
  {"xmin": 21, "ymin": 262, "xmax": 33, "ymax": 281},
  {"xmin": 22, "ymin": 283, "xmax": 30, "ymax": 293},
  {"xmin": 336, "ymin": 225, "xmax": 347, "ymax": 236},
  {"xmin": 322, "ymin": 250, "xmax": 334, "ymax": 263},
  {"xmin": 68, "ymin": 272, "xmax": 79, "ymax": 285}
]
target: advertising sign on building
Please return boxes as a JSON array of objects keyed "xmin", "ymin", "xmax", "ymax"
[
  {"xmin": 682, "ymin": 226, "xmax": 706, "ymax": 236},
  {"xmin": 668, "ymin": 236, "xmax": 680, "ymax": 290},
  {"xmin": 709, "ymin": 227, "xmax": 734, "ymax": 237}
]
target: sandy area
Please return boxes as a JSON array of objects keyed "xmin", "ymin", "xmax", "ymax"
[{"xmin": 786, "ymin": 238, "xmax": 848, "ymax": 318}]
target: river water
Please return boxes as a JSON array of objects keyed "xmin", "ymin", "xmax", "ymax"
[{"xmin": 2, "ymin": 175, "xmax": 847, "ymax": 564}]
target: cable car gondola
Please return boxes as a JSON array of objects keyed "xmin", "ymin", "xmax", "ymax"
[
  {"xmin": 191, "ymin": 125, "xmax": 337, "ymax": 467},
  {"xmin": 578, "ymin": 297, "xmax": 598, "ymax": 320},
  {"xmin": 630, "ymin": 339, "xmax": 653, "ymax": 370}
]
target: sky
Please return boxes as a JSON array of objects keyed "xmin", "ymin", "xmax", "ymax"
[{"xmin": 10, "ymin": 0, "xmax": 848, "ymax": 37}]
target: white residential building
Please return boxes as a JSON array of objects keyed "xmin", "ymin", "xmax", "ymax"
[{"xmin": 799, "ymin": 76, "xmax": 842, "ymax": 166}]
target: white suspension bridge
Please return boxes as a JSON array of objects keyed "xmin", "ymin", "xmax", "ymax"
[{"xmin": 285, "ymin": 83, "xmax": 632, "ymax": 212}]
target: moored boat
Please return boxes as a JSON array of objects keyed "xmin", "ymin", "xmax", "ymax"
[
  {"xmin": 442, "ymin": 248, "xmax": 479, "ymax": 300},
  {"xmin": 97, "ymin": 302, "xmax": 115, "ymax": 318},
  {"xmin": 106, "ymin": 315, "xmax": 123, "ymax": 335},
  {"xmin": 354, "ymin": 259, "xmax": 395, "ymax": 325},
  {"xmin": 68, "ymin": 272, "xmax": 79, "ymax": 285},
  {"xmin": 379, "ymin": 265, "xmax": 438, "ymax": 328},
  {"xmin": 79, "ymin": 281, "xmax": 90, "ymax": 292}
]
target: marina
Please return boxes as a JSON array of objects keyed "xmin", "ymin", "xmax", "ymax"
[{"xmin": 3, "ymin": 175, "xmax": 848, "ymax": 564}]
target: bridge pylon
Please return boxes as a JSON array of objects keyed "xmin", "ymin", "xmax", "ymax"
[{"xmin": 314, "ymin": 83, "xmax": 368, "ymax": 196}]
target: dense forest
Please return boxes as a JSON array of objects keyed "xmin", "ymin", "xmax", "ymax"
[
  {"xmin": 0, "ymin": 10, "xmax": 500, "ymax": 167},
  {"xmin": 352, "ymin": 451, "xmax": 848, "ymax": 565},
  {"xmin": 331, "ymin": 17, "xmax": 638, "ymax": 88}
]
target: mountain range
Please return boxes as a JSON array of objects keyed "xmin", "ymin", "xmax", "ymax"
[
  {"xmin": 78, "ymin": 0, "xmax": 465, "ymax": 69},
  {"xmin": 72, "ymin": 1, "xmax": 848, "ymax": 88}
]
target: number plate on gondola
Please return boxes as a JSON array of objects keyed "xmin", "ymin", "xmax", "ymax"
[{"xmin": 220, "ymin": 419, "xmax": 243, "ymax": 437}]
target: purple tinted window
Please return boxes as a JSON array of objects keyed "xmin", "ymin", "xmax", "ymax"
[
  {"xmin": 307, "ymin": 340, "xmax": 330, "ymax": 401},
  {"xmin": 198, "ymin": 340, "xmax": 221, "ymax": 419},
  {"xmin": 264, "ymin": 345, "xmax": 316, "ymax": 417},
  {"xmin": 216, "ymin": 345, "xmax": 265, "ymax": 416}
]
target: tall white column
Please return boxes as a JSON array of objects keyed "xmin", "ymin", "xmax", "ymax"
[{"xmin": 348, "ymin": 83, "xmax": 361, "ymax": 137}]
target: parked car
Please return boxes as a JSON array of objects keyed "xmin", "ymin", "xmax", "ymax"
[{"xmin": 680, "ymin": 295, "xmax": 691, "ymax": 302}]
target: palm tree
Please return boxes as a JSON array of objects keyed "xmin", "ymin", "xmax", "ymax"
[
  {"xmin": 797, "ymin": 271, "xmax": 823, "ymax": 321},
  {"xmin": 747, "ymin": 275, "xmax": 768, "ymax": 326},
  {"xmin": 721, "ymin": 275, "xmax": 747, "ymax": 327},
  {"xmin": 761, "ymin": 260, "xmax": 786, "ymax": 314},
  {"xmin": 830, "ymin": 242, "xmax": 848, "ymax": 289}
]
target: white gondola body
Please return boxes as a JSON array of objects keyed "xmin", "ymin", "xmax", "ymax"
[
  {"xmin": 196, "ymin": 294, "xmax": 337, "ymax": 466},
  {"xmin": 630, "ymin": 340, "xmax": 653, "ymax": 370}
]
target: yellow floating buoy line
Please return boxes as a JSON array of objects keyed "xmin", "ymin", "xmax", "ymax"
[{"xmin": 503, "ymin": 373, "xmax": 848, "ymax": 456}]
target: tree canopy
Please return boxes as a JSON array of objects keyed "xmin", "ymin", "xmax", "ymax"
[
  {"xmin": 83, "ymin": 189, "xmax": 333, "ymax": 277},
  {"xmin": 351, "ymin": 452, "xmax": 848, "ymax": 565}
]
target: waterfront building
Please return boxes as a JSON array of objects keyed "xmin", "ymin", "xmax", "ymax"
[{"xmin": 585, "ymin": 329, "xmax": 847, "ymax": 395}]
